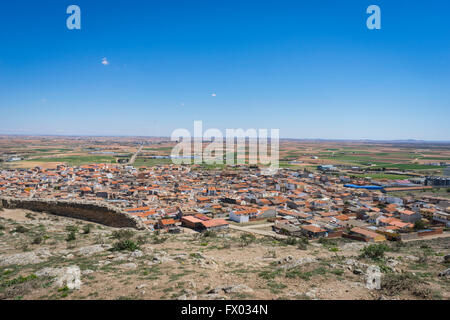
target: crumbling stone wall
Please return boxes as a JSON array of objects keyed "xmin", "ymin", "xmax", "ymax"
[{"xmin": 0, "ymin": 197, "xmax": 146, "ymax": 229}]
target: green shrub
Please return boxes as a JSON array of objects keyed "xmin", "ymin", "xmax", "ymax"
[
  {"xmin": 381, "ymin": 272, "xmax": 423, "ymax": 296},
  {"xmin": 25, "ymin": 213, "xmax": 35, "ymax": 220},
  {"xmin": 283, "ymin": 237, "xmax": 298, "ymax": 246},
  {"xmin": 66, "ymin": 231, "xmax": 76, "ymax": 242},
  {"xmin": 189, "ymin": 253, "xmax": 204, "ymax": 259},
  {"xmin": 298, "ymin": 237, "xmax": 309, "ymax": 244},
  {"xmin": 285, "ymin": 268, "xmax": 312, "ymax": 281},
  {"xmin": 414, "ymin": 220, "xmax": 429, "ymax": 231},
  {"xmin": 330, "ymin": 269, "xmax": 344, "ymax": 276},
  {"xmin": 136, "ymin": 234, "xmax": 148, "ymax": 244},
  {"xmin": 82, "ymin": 224, "xmax": 93, "ymax": 234},
  {"xmin": 264, "ymin": 250, "xmax": 277, "ymax": 258},
  {"xmin": 32, "ymin": 235, "xmax": 44, "ymax": 245},
  {"xmin": 112, "ymin": 229, "xmax": 135, "ymax": 240},
  {"xmin": 202, "ymin": 230, "xmax": 217, "ymax": 238},
  {"xmin": 218, "ymin": 242, "xmax": 231, "ymax": 250},
  {"xmin": 13, "ymin": 225, "xmax": 29, "ymax": 233},
  {"xmin": 112, "ymin": 240, "xmax": 139, "ymax": 252},
  {"xmin": 151, "ymin": 235, "xmax": 168, "ymax": 244},
  {"xmin": 258, "ymin": 270, "xmax": 278, "ymax": 280},
  {"xmin": 318, "ymin": 238, "xmax": 337, "ymax": 247},
  {"xmin": 65, "ymin": 225, "xmax": 78, "ymax": 233},
  {"xmin": 389, "ymin": 241, "xmax": 406, "ymax": 252},
  {"xmin": 1, "ymin": 274, "xmax": 37, "ymax": 288},
  {"xmin": 360, "ymin": 244, "xmax": 390, "ymax": 261},
  {"xmin": 239, "ymin": 233, "xmax": 256, "ymax": 246}
]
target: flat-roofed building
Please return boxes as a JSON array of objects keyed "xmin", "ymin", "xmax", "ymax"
[
  {"xmin": 230, "ymin": 210, "xmax": 250, "ymax": 223},
  {"xmin": 181, "ymin": 215, "xmax": 203, "ymax": 229},
  {"xmin": 349, "ymin": 227, "xmax": 386, "ymax": 242},
  {"xmin": 300, "ymin": 224, "xmax": 327, "ymax": 238},
  {"xmin": 200, "ymin": 219, "xmax": 229, "ymax": 232}
]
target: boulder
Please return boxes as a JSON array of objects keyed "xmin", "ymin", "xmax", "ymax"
[
  {"xmin": 222, "ymin": 284, "xmax": 254, "ymax": 294},
  {"xmin": 405, "ymin": 255, "xmax": 419, "ymax": 262},
  {"xmin": 353, "ymin": 269, "xmax": 363, "ymax": 275},
  {"xmin": 199, "ymin": 293, "xmax": 227, "ymax": 300},
  {"xmin": 172, "ymin": 253, "xmax": 188, "ymax": 261},
  {"xmin": 342, "ymin": 243, "xmax": 366, "ymax": 251},
  {"xmin": 128, "ymin": 250, "xmax": 143, "ymax": 260},
  {"xmin": 36, "ymin": 266, "xmax": 82, "ymax": 290},
  {"xmin": 278, "ymin": 257, "xmax": 317, "ymax": 270},
  {"xmin": 277, "ymin": 256, "xmax": 293, "ymax": 264},
  {"xmin": 82, "ymin": 269, "xmax": 94, "ymax": 275},
  {"xmin": 177, "ymin": 289, "xmax": 197, "ymax": 300},
  {"xmin": 438, "ymin": 268, "xmax": 450, "ymax": 277},
  {"xmin": 208, "ymin": 284, "xmax": 254, "ymax": 295},
  {"xmin": 365, "ymin": 265, "xmax": 382, "ymax": 290},
  {"xmin": 386, "ymin": 258, "xmax": 400, "ymax": 268},
  {"xmin": 77, "ymin": 244, "xmax": 111, "ymax": 256}
]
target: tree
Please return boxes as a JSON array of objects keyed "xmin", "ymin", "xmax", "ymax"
[
  {"xmin": 414, "ymin": 219, "xmax": 428, "ymax": 231},
  {"xmin": 360, "ymin": 244, "xmax": 389, "ymax": 261}
]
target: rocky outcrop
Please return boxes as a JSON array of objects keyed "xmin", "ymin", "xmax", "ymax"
[
  {"xmin": 438, "ymin": 268, "xmax": 450, "ymax": 277},
  {"xmin": 0, "ymin": 197, "xmax": 146, "ymax": 229},
  {"xmin": 77, "ymin": 244, "xmax": 112, "ymax": 256},
  {"xmin": 36, "ymin": 266, "xmax": 82, "ymax": 290},
  {"xmin": 277, "ymin": 256, "xmax": 317, "ymax": 270},
  {"xmin": 208, "ymin": 284, "xmax": 254, "ymax": 295},
  {"xmin": 0, "ymin": 249, "xmax": 52, "ymax": 266},
  {"xmin": 365, "ymin": 265, "xmax": 382, "ymax": 290},
  {"xmin": 345, "ymin": 259, "xmax": 382, "ymax": 290}
]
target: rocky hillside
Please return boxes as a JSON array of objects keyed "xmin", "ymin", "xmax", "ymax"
[{"xmin": 0, "ymin": 208, "xmax": 449, "ymax": 300}]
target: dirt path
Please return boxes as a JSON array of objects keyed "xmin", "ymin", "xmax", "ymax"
[
  {"xmin": 402, "ymin": 232, "xmax": 450, "ymax": 242},
  {"xmin": 229, "ymin": 224, "xmax": 288, "ymax": 240},
  {"xmin": 128, "ymin": 144, "xmax": 143, "ymax": 165}
]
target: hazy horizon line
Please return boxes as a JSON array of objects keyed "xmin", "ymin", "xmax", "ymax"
[{"xmin": 1, "ymin": 133, "xmax": 450, "ymax": 144}]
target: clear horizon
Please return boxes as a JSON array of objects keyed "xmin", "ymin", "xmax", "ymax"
[{"xmin": 1, "ymin": 0, "xmax": 449, "ymax": 140}]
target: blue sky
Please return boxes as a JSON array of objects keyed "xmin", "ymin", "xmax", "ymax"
[{"xmin": 0, "ymin": 0, "xmax": 449, "ymax": 140}]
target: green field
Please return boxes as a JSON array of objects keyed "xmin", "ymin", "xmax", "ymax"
[
  {"xmin": 321, "ymin": 154, "xmax": 446, "ymax": 171},
  {"xmin": 133, "ymin": 158, "xmax": 173, "ymax": 167},
  {"xmin": 30, "ymin": 148, "xmax": 73, "ymax": 153},
  {"xmin": 25, "ymin": 156, "xmax": 117, "ymax": 166}
]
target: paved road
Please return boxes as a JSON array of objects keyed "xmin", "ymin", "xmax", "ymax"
[
  {"xmin": 229, "ymin": 223, "xmax": 288, "ymax": 240},
  {"xmin": 128, "ymin": 144, "xmax": 143, "ymax": 165}
]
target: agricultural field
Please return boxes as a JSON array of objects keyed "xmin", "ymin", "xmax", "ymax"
[
  {"xmin": 277, "ymin": 140, "xmax": 450, "ymax": 178},
  {"xmin": 0, "ymin": 136, "xmax": 166, "ymax": 169},
  {"xmin": 1, "ymin": 136, "xmax": 449, "ymax": 178}
]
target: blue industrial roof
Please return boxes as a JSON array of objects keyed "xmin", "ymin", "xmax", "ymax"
[{"xmin": 344, "ymin": 184, "xmax": 384, "ymax": 190}]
